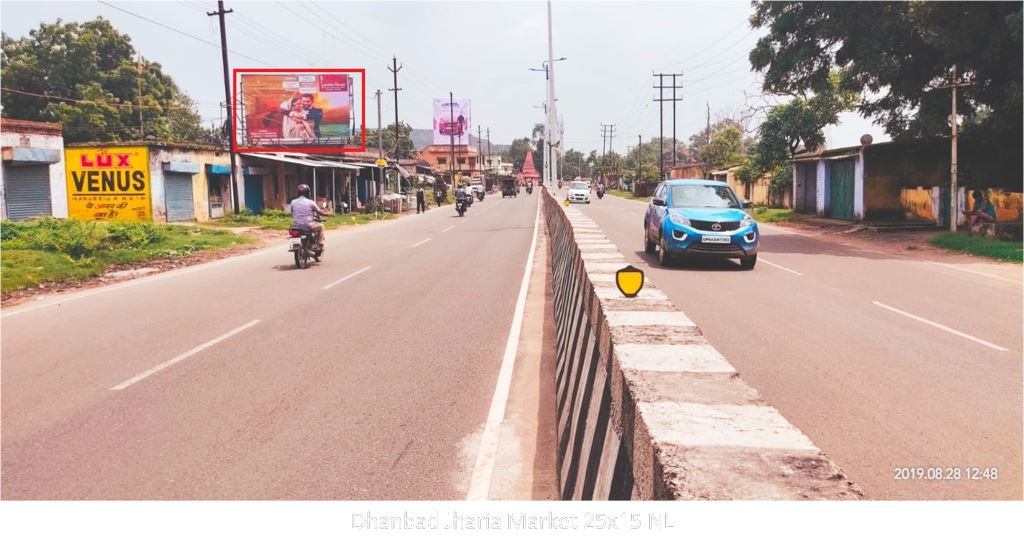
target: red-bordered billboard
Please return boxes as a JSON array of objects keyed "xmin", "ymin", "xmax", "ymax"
[{"xmin": 233, "ymin": 68, "xmax": 366, "ymax": 154}]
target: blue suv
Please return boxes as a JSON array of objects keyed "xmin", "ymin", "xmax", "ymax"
[{"xmin": 643, "ymin": 179, "xmax": 759, "ymax": 269}]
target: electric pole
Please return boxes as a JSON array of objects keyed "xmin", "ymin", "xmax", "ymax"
[
  {"xmin": 136, "ymin": 54, "xmax": 144, "ymax": 138},
  {"xmin": 486, "ymin": 127, "xmax": 491, "ymax": 178},
  {"xmin": 653, "ymin": 72, "xmax": 682, "ymax": 181},
  {"xmin": 375, "ymin": 89, "xmax": 383, "ymax": 210},
  {"xmin": 477, "ymin": 125, "xmax": 483, "ymax": 179},
  {"xmin": 671, "ymin": 72, "xmax": 681, "ymax": 167},
  {"xmin": 638, "ymin": 134, "xmax": 643, "ymax": 188},
  {"xmin": 387, "ymin": 57, "xmax": 402, "ymax": 158},
  {"xmin": 208, "ymin": 1, "xmax": 239, "ymax": 213},
  {"xmin": 937, "ymin": 64, "xmax": 971, "ymax": 232}
]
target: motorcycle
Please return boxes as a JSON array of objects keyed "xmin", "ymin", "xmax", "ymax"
[
  {"xmin": 455, "ymin": 198, "xmax": 467, "ymax": 217},
  {"xmin": 476, "ymin": 190, "xmax": 484, "ymax": 202},
  {"xmin": 288, "ymin": 216, "xmax": 323, "ymax": 269},
  {"xmin": 526, "ymin": 184, "xmax": 533, "ymax": 195},
  {"xmin": 596, "ymin": 187, "xmax": 605, "ymax": 199}
]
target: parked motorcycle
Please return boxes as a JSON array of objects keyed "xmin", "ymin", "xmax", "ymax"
[{"xmin": 288, "ymin": 217, "xmax": 323, "ymax": 269}]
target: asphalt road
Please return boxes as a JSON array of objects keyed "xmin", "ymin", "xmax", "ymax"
[
  {"xmin": 2, "ymin": 192, "xmax": 542, "ymax": 500},
  {"xmin": 568, "ymin": 191, "xmax": 1022, "ymax": 500}
]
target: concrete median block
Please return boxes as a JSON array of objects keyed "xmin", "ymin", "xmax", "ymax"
[{"xmin": 540, "ymin": 187, "xmax": 861, "ymax": 500}]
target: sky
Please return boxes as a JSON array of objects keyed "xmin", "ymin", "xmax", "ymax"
[{"xmin": 1, "ymin": 0, "xmax": 889, "ymax": 154}]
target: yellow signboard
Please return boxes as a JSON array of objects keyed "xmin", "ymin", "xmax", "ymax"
[{"xmin": 65, "ymin": 146, "xmax": 152, "ymax": 221}]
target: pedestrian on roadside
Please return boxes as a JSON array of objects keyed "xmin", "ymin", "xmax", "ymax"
[
  {"xmin": 416, "ymin": 185, "xmax": 426, "ymax": 214},
  {"xmin": 965, "ymin": 190, "xmax": 997, "ymax": 234}
]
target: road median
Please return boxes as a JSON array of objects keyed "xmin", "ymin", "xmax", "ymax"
[{"xmin": 543, "ymin": 188, "xmax": 862, "ymax": 500}]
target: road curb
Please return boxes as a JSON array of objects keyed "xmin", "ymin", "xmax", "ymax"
[{"xmin": 543, "ymin": 188, "xmax": 863, "ymax": 500}]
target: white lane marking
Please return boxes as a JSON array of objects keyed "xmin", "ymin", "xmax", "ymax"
[
  {"xmin": 1, "ymin": 248, "xmax": 272, "ymax": 319},
  {"xmin": 441, "ymin": 225, "xmax": 455, "ymax": 233},
  {"xmin": 111, "ymin": 319, "xmax": 261, "ymax": 390},
  {"xmin": 411, "ymin": 238, "xmax": 432, "ymax": 248},
  {"xmin": 930, "ymin": 262, "xmax": 1022, "ymax": 285},
  {"xmin": 759, "ymin": 257, "xmax": 804, "ymax": 276},
  {"xmin": 321, "ymin": 265, "xmax": 372, "ymax": 290},
  {"xmin": 466, "ymin": 196, "xmax": 541, "ymax": 500},
  {"xmin": 872, "ymin": 301, "xmax": 1009, "ymax": 352}
]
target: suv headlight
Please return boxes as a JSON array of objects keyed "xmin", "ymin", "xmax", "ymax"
[
  {"xmin": 741, "ymin": 214, "xmax": 755, "ymax": 228},
  {"xmin": 668, "ymin": 213, "xmax": 691, "ymax": 227}
]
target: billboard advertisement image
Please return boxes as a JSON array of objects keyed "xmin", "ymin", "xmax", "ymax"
[
  {"xmin": 433, "ymin": 98, "xmax": 471, "ymax": 145},
  {"xmin": 65, "ymin": 146, "xmax": 152, "ymax": 221},
  {"xmin": 239, "ymin": 71, "xmax": 354, "ymax": 149}
]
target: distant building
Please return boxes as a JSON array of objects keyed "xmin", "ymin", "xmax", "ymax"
[
  {"xmin": 1, "ymin": 118, "xmax": 67, "ymax": 220},
  {"xmin": 484, "ymin": 154, "xmax": 514, "ymax": 176},
  {"xmin": 416, "ymin": 144, "xmax": 481, "ymax": 181}
]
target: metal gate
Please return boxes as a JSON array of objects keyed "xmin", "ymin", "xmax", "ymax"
[
  {"xmin": 4, "ymin": 165, "xmax": 52, "ymax": 220},
  {"xmin": 797, "ymin": 162, "xmax": 817, "ymax": 213},
  {"xmin": 828, "ymin": 159, "xmax": 855, "ymax": 219},
  {"xmin": 244, "ymin": 175, "xmax": 264, "ymax": 213},
  {"xmin": 164, "ymin": 172, "xmax": 195, "ymax": 222}
]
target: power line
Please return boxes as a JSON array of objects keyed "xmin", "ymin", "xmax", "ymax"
[
  {"xmin": 1, "ymin": 86, "xmax": 196, "ymax": 110},
  {"xmin": 96, "ymin": 1, "xmax": 273, "ymax": 67}
]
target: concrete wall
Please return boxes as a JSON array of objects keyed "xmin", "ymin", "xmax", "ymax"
[
  {"xmin": 147, "ymin": 146, "xmax": 230, "ymax": 222},
  {"xmin": 900, "ymin": 187, "xmax": 942, "ymax": 222},
  {"xmin": 543, "ymin": 189, "xmax": 861, "ymax": 500},
  {"xmin": 864, "ymin": 143, "xmax": 947, "ymax": 221},
  {"xmin": 0, "ymin": 129, "xmax": 68, "ymax": 219}
]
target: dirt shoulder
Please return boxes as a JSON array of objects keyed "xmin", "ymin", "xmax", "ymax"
[{"xmin": 0, "ymin": 227, "xmax": 280, "ymax": 309}]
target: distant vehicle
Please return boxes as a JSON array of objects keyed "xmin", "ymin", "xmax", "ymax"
[
  {"xmin": 643, "ymin": 179, "xmax": 758, "ymax": 269},
  {"xmin": 501, "ymin": 178, "xmax": 517, "ymax": 198},
  {"xmin": 567, "ymin": 181, "xmax": 591, "ymax": 204}
]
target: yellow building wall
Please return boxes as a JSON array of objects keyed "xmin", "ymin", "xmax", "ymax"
[{"xmin": 965, "ymin": 189, "xmax": 1023, "ymax": 222}]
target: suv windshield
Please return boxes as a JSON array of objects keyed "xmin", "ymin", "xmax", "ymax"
[
  {"xmin": 570, "ymin": 182, "xmax": 588, "ymax": 190},
  {"xmin": 669, "ymin": 184, "xmax": 741, "ymax": 209}
]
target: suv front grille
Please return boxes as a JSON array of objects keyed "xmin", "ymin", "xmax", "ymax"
[{"xmin": 690, "ymin": 220, "xmax": 740, "ymax": 231}]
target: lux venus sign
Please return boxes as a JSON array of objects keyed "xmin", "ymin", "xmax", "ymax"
[{"xmin": 65, "ymin": 146, "xmax": 152, "ymax": 221}]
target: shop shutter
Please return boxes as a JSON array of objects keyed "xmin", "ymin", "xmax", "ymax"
[
  {"xmin": 4, "ymin": 165, "xmax": 52, "ymax": 220},
  {"xmin": 165, "ymin": 172, "xmax": 195, "ymax": 222}
]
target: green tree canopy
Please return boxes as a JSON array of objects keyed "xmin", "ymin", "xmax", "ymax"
[
  {"xmin": 508, "ymin": 137, "xmax": 532, "ymax": 173},
  {"xmin": 364, "ymin": 122, "xmax": 415, "ymax": 159},
  {"xmin": 1, "ymin": 17, "xmax": 209, "ymax": 143},
  {"xmin": 750, "ymin": 1, "xmax": 1023, "ymax": 142},
  {"xmin": 699, "ymin": 125, "xmax": 748, "ymax": 173}
]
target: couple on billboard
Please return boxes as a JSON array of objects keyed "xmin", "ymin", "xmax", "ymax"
[{"xmin": 280, "ymin": 93, "xmax": 323, "ymax": 141}]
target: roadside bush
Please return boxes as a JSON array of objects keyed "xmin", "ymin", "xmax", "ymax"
[{"xmin": 106, "ymin": 222, "xmax": 166, "ymax": 249}]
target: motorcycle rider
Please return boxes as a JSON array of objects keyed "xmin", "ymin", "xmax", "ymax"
[{"xmin": 290, "ymin": 184, "xmax": 329, "ymax": 250}]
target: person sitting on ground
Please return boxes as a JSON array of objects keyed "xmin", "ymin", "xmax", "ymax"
[{"xmin": 965, "ymin": 190, "xmax": 997, "ymax": 234}]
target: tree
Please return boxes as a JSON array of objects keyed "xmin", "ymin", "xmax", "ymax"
[
  {"xmin": 563, "ymin": 148, "xmax": 585, "ymax": 179},
  {"xmin": 699, "ymin": 125, "xmax": 747, "ymax": 173},
  {"xmin": 508, "ymin": 137, "xmax": 532, "ymax": 173},
  {"xmin": 364, "ymin": 122, "xmax": 415, "ymax": 159},
  {"xmin": 750, "ymin": 1, "xmax": 1023, "ymax": 143}
]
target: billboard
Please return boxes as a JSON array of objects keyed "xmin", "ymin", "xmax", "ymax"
[
  {"xmin": 239, "ymin": 72, "xmax": 353, "ymax": 148},
  {"xmin": 65, "ymin": 146, "xmax": 152, "ymax": 221},
  {"xmin": 433, "ymin": 98, "xmax": 471, "ymax": 145}
]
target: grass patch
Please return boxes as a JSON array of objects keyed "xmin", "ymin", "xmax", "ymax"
[
  {"xmin": 209, "ymin": 209, "xmax": 395, "ymax": 230},
  {"xmin": 1, "ymin": 218, "xmax": 253, "ymax": 293},
  {"xmin": 929, "ymin": 232, "xmax": 1023, "ymax": 263},
  {"xmin": 751, "ymin": 207, "xmax": 803, "ymax": 223},
  {"xmin": 606, "ymin": 189, "xmax": 651, "ymax": 201}
]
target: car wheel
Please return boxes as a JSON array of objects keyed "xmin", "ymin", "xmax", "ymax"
[
  {"xmin": 741, "ymin": 254, "xmax": 757, "ymax": 270},
  {"xmin": 644, "ymin": 226, "xmax": 656, "ymax": 254},
  {"xmin": 657, "ymin": 235, "xmax": 672, "ymax": 267}
]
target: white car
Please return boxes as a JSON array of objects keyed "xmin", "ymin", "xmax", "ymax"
[{"xmin": 567, "ymin": 181, "xmax": 591, "ymax": 204}]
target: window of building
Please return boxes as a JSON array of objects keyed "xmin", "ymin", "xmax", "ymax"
[
  {"xmin": 437, "ymin": 157, "xmax": 447, "ymax": 165},
  {"xmin": 457, "ymin": 158, "xmax": 466, "ymax": 165}
]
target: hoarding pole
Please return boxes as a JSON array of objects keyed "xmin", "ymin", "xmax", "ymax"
[
  {"xmin": 208, "ymin": 1, "xmax": 240, "ymax": 214},
  {"xmin": 376, "ymin": 89, "xmax": 383, "ymax": 213},
  {"xmin": 449, "ymin": 92, "xmax": 456, "ymax": 191}
]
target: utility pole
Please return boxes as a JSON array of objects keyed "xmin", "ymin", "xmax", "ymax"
[
  {"xmin": 937, "ymin": 64, "xmax": 971, "ymax": 232},
  {"xmin": 706, "ymin": 101, "xmax": 711, "ymax": 146},
  {"xmin": 671, "ymin": 72, "xmax": 681, "ymax": 167},
  {"xmin": 375, "ymin": 89, "xmax": 383, "ymax": 211},
  {"xmin": 477, "ymin": 125, "xmax": 483, "ymax": 179},
  {"xmin": 653, "ymin": 72, "xmax": 682, "ymax": 181},
  {"xmin": 486, "ymin": 127, "xmax": 491, "ymax": 177},
  {"xmin": 638, "ymin": 134, "xmax": 643, "ymax": 188},
  {"xmin": 208, "ymin": 1, "xmax": 239, "ymax": 213},
  {"xmin": 136, "ymin": 54, "xmax": 144, "ymax": 138},
  {"xmin": 387, "ymin": 57, "xmax": 402, "ymax": 194}
]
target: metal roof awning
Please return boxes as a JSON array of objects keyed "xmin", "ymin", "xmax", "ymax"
[{"xmin": 240, "ymin": 152, "xmax": 362, "ymax": 170}]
